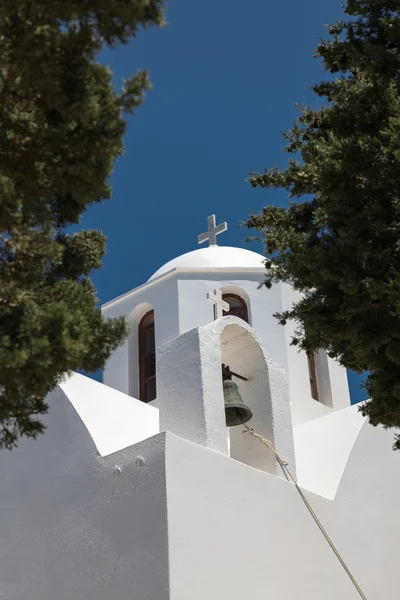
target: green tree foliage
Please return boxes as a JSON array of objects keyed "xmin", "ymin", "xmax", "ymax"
[
  {"xmin": 245, "ymin": 1, "xmax": 400, "ymax": 447},
  {"xmin": 0, "ymin": 0, "xmax": 166, "ymax": 449}
]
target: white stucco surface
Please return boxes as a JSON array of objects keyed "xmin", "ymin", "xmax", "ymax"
[
  {"xmin": 158, "ymin": 325, "xmax": 228, "ymax": 456},
  {"xmin": 165, "ymin": 426, "xmax": 400, "ymax": 600},
  {"xmin": 158, "ymin": 317, "xmax": 296, "ymax": 477},
  {"xmin": 294, "ymin": 403, "xmax": 366, "ymax": 499},
  {"xmin": 176, "ymin": 275, "xmax": 288, "ymax": 369},
  {"xmin": 148, "ymin": 245, "xmax": 266, "ymax": 280},
  {"xmin": 0, "ymin": 369, "xmax": 398, "ymax": 599},
  {"xmin": 0, "ymin": 389, "xmax": 169, "ymax": 600},
  {"xmin": 59, "ymin": 372, "xmax": 159, "ymax": 457},
  {"xmin": 102, "ymin": 274, "xmax": 181, "ymax": 396}
]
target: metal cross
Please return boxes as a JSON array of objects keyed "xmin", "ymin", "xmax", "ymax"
[
  {"xmin": 198, "ymin": 214, "xmax": 227, "ymax": 247},
  {"xmin": 207, "ymin": 288, "xmax": 230, "ymax": 320}
]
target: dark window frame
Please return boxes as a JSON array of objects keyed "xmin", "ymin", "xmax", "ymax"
[
  {"xmin": 307, "ymin": 352, "xmax": 319, "ymax": 402},
  {"xmin": 222, "ymin": 293, "xmax": 249, "ymax": 323},
  {"xmin": 138, "ymin": 310, "xmax": 156, "ymax": 403}
]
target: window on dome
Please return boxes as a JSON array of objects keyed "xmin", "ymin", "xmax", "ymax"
[
  {"xmin": 307, "ymin": 352, "xmax": 319, "ymax": 402},
  {"xmin": 138, "ymin": 310, "xmax": 156, "ymax": 402},
  {"xmin": 222, "ymin": 294, "xmax": 249, "ymax": 323}
]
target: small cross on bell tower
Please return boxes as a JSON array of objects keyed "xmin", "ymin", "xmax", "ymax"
[
  {"xmin": 198, "ymin": 214, "xmax": 227, "ymax": 247},
  {"xmin": 207, "ymin": 288, "xmax": 230, "ymax": 320}
]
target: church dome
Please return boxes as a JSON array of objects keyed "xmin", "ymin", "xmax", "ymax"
[{"xmin": 148, "ymin": 246, "xmax": 266, "ymax": 281}]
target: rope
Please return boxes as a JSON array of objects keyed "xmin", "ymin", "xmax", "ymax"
[{"xmin": 241, "ymin": 422, "xmax": 369, "ymax": 600}]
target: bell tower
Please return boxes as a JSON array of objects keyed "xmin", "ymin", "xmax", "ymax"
[
  {"xmin": 156, "ymin": 315, "xmax": 296, "ymax": 477},
  {"xmin": 102, "ymin": 214, "xmax": 351, "ymax": 427}
]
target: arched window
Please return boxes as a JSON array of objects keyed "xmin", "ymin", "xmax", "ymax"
[
  {"xmin": 307, "ymin": 352, "xmax": 319, "ymax": 402},
  {"xmin": 138, "ymin": 310, "xmax": 156, "ymax": 402},
  {"xmin": 222, "ymin": 294, "xmax": 249, "ymax": 323}
]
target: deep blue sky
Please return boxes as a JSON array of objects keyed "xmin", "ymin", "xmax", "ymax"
[{"xmin": 81, "ymin": 0, "xmax": 366, "ymax": 403}]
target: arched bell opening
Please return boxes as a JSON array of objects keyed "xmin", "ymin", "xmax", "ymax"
[
  {"xmin": 220, "ymin": 323, "xmax": 276, "ymax": 474},
  {"xmin": 157, "ymin": 316, "xmax": 295, "ymax": 477}
]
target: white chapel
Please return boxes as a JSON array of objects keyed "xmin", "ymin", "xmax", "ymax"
[{"xmin": 0, "ymin": 215, "xmax": 398, "ymax": 599}]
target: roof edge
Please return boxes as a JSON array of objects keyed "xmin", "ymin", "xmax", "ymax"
[{"xmin": 102, "ymin": 266, "xmax": 267, "ymax": 311}]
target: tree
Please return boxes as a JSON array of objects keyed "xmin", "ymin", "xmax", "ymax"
[
  {"xmin": 245, "ymin": 1, "xmax": 400, "ymax": 447},
  {"xmin": 0, "ymin": 0, "xmax": 166, "ymax": 449}
]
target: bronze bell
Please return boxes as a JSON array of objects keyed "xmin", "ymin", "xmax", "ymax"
[{"xmin": 222, "ymin": 364, "xmax": 253, "ymax": 427}]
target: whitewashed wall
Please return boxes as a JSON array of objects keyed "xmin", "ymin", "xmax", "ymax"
[
  {"xmin": 103, "ymin": 275, "xmax": 180, "ymax": 396},
  {"xmin": 0, "ymin": 384, "xmax": 398, "ymax": 600},
  {"xmin": 176, "ymin": 273, "xmax": 287, "ymax": 368},
  {"xmin": 165, "ymin": 423, "xmax": 400, "ymax": 600},
  {"xmin": 0, "ymin": 388, "xmax": 169, "ymax": 600}
]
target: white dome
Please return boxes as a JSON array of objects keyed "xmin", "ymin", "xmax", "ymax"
[{"xmin": 149, "ymin": 246, "xmax": 266, "ymax": 281}]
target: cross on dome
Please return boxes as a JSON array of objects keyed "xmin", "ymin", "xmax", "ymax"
[
  {"xmin": 207, "ymin": 288, "xmax": 230, "ymax": 320},
  {"xmin": 198, "ymin": 214, "xmax": 227, "ymax": 247}
]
